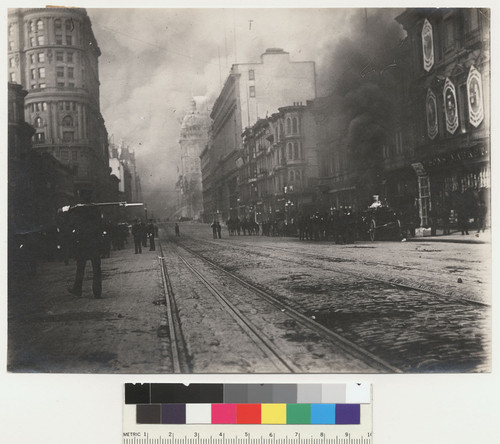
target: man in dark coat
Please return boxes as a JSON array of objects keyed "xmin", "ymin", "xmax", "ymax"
[
  {"xmin": 132, "ymin": 219, "xmax": 145, "ymax": 254},
  {"xmin": 147, "ymin": 220, "xmax": 156, "ymax": 251},
  {"xmin": 67, "ymin": 189, "xmax": 103, "ymax": 299}
]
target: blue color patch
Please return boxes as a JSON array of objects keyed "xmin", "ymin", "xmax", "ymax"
[{"xmin": 311, "ymin": 404, "xmax": 335, "ymax": 424}]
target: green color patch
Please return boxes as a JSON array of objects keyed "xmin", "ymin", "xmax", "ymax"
[{"xmin": 286, "ymin": 403, "xmax": 311, "ymax": 424}]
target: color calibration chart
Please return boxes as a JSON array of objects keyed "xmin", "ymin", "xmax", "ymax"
[{"xmin": 123, "ymin": 383, "xmax": 372, "ymax": 444}]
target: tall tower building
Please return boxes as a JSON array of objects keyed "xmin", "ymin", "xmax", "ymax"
[
  {"xmin": 178, "ymin": 98, "xmax": 211, "ymax": 220},
  {"xmin": 8, "ymin": 7, "xmax": 110, "ymax": 201}
]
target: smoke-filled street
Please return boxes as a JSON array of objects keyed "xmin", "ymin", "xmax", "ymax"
[{"xmin": 8, "ymin": 223, "xmax": 490, "ymax": 374}]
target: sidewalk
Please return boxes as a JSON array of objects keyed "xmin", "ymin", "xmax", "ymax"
[
  {"xmin": 8, "ymin": 241, "xmax": 168, "ymax": 373},
  {"xmin": 405, "ymin": 228, "xmax": 491, "ymax": 244}
]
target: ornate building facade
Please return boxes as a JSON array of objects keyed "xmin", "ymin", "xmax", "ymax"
[
  {"xmin": 176, "ymin": 99, "xmax": 211, "ymax": 220},
  {"xmin": 201, "ymin": 48, "xmax": 316, "ymax": 221},
  {"xmin": 8, "ymin": 8, "xmax": 111, "ymax": 201}
]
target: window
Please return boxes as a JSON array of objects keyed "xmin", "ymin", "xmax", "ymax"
[
  {"xmin": 8, "ymin": 40, "xmax": 13, "ymax": 51},
  {"xmin": 30, "ymin": 37, "xmax": 36, "ymax": 47},
  {"xmin": 57, "ymin": 82, "xmax": 65, "ymax": 88},
  {"xmin": 249, "ymin": 69, "xmax": 255, "ymax": 80},
  {"xmin": 56, "ymin": 51, "xmax": 64, "ymax": 61},
  {"xmin": 9, "ymin": 24, "xmax": 14, "ymax": 37},
  {"xmin": 42, "ymin": 102, "xmax": 48, "ymax": 111},
  {"xmin": 30, "ymin": 21, "xmax": 36, "ymax": 32},
  {"xmin": 38, "ymin": 52, "xmax": 45, "ymax": 62},
  {"xmin": 286, "ymin": 118, "xmax": 292, "ymax": 134},
  {"xmin": 31, "ymin": 69, "xmax": 36, "ymax": 80},
  {"xmin": 34, "ymin": 117, "xmax": 43, "ymax": 128},
  {"xmin": 29, "ymin": 54, "xmax": 35, "ymax": 64},
  {"xmin": 9, "ymin": 73, "xmax": 16, "ymax": 83},
  {"xmin": 444, "ymin": 19, "xmax": 454, "ymax": 50},
  {"xmin": 37, "ymin": 35, "xmax": 45, "ymax": 46},
  {"xmin": 38, "ymin": 67, "xmax": 45, "ymax": 78},
  {"xmin": 34, "ymin": 132, "xmax": 45, "ymax": 143},
  {"xmin": 68, "ymin": 67, "xmax": 74, "ymax": 78},
  {"xmin": 56, "ymin": 36, "xmax": 63, "ymax": 45},
  {"xmin": 57, "ymin": 66, "xmax": 64, "ymax": 77},
  {"xmin": 67, "ymin": 52, "xmax": 73, "ymax": 63},
  {"xmin": 58, "ymin": 102, "xmax": 64, "ymax": 110},
  {"xmin": 68, "ymin": 82, "xmax": 75, "ymax": 88},
  {"xmin": 293, "ymin": 142, "xmax": 299, "ymax": 159},
  {"xmin": 249, "ymin": 86, "xmax": 255, "ymax": 97},
  {"xmin": 395, "ymin": 130, "xmax": 403, "ymax": 154},
  {"xmin": 65, "ymin": 102, "xmax": 71, "ymax": 110},
  {"xmin": 465, "ymin": 9, "xmax": 480, "ymax": 33},
  {"xmin": 66, "ymin": 35, "xmax": 72, "ymax": 45},
  {"xmin": 10, "ymin": 58, "xmax": 15, "ymax": 68},
  {"xmin": 55, "ymin": 19, "xmax": 62, "ymax": 29},
  {"xmin": 65, "ymin": 20, "xmax": 73, "ymax": 31},
  {"xmin": 37, "ymin": 20, "xmax": 44, "ymax": 31},
  {"xmin": 62, "ymin": 115, "xmax": 74, "ymax": 126},
  {"xmin": 61, "ymin": 149, "xmax": 69, "ymax": 161},
  {"xmin": 63, "ymin": 132, "xmax": 74, "ymax": 142},
  {"xmin": 72, "ymin": 150, "xmax": 78, "ymax": 161},
  {"xmin": 289, "ymin": 170, "xmax": 295, "ymax": 182},
  {"xmin": 35, "ymin": 103, "xmax": 41, "ymax": 112},
  {"xmin": 292, "ymin": 117, "xmax": 298, "ymax": 134},
  {"xmin": 287, "ymin": 142, "xmax": 293, "ymax": 159},
  {"xmin": 39, "ymin": 83, "xmax": 46, "ymax": 89}
]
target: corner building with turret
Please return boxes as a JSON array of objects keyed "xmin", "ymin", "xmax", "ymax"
[{"xmin": 8, "ymin": 8, "xmax": 111, "ymax": 202}]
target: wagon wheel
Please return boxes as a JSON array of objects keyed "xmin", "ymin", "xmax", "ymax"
[{"xmin": 368, "ymin": 218, "xmax": 376, "ymax": 241}]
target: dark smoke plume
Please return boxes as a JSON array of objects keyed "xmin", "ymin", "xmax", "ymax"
[{"xmin": 323, "ymin": 9, "xmax": 405, "ymax": 203}]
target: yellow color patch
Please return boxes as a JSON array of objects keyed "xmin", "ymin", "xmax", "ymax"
[{"xmin": 261, "ymin": 403, "xmax": 287, "ymax": 424}]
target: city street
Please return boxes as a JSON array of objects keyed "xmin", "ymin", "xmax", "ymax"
[{"xmin": 8, "ymin": 223, "xmax": 491, "ymax": 374}]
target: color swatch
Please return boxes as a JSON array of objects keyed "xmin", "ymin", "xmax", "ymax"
[{"xmin": 127, "ymin": 384, "xmax": 369, "ymax": 426}]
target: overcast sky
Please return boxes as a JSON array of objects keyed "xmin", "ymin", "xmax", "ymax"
[{"xmin": 86, "ymin": 7, "xmax": 403, "ymax": 215}]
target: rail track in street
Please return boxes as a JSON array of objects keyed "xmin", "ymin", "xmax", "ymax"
[
  {"xmin": 160, "ymin": 238, "xmax": 401, "ymax": 373},
  {"xmin": 190, "ymin": 236, "xmax": 490, "ymax": 308}
]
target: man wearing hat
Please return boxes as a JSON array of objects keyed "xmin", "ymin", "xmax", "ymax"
[{"xmin": 67, "ymin": 188, "xmax": 103, "ymax": 299}]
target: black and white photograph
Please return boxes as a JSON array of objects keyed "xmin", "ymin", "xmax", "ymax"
[{"xmin": 6, "ymin": 7, "xmax": 492, "ymax": 375}]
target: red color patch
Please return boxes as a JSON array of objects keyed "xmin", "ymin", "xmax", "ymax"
[{"xmin": 237, "ymin": 404, "xmax": 261, "ymax": 424}]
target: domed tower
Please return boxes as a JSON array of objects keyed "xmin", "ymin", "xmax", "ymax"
[
  {"xmin": 178, "ymin": 98, "xmax": 211, "ymax": 219},
  {"xmin": 7, "ymin": 8, "xmax": 110, "ymax": 201}
]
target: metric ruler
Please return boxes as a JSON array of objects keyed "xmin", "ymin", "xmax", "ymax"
[{"xmin": 123, "ymin": 407, "xmax": 372, "ymax": 444}]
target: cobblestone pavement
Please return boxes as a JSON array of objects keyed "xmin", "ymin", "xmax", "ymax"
[
  {"xmin": 171, "ymin": 222, "xmax": 492, "ymax": 373},
  {"xmin": 7, "ymin": 223, "xmax": 492, "ymax": 373}
]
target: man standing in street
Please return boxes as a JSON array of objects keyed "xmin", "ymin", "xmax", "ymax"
[
  {"xmin": 147, "ymin": 219, "xmax": 156, "ymax": 251},
  {"xmin": 175, "ymin": 223, "xmax": 180, "ymax": 237},
  {"xmin": 132, "ymin": 219, "xmax": 144, "ymax": 254},
  {"xmin": 67, "ymin": 189, "xmax": 103, "ymax": 299}
]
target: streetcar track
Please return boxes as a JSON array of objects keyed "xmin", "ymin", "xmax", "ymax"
[
  {"xmin": 158, "ymin": 241, "xmax": 191, "ymax": 373},
  {"xmin": 188, "ymin": 236, "xmax": 489, "ymax": 307},
  {"xmin": 171, "ymin": 238, "xmax": 402, "ymax": 373},
  {"xmin": 170, "ymin": 243, "xmax": 299, "ymax": 373}
]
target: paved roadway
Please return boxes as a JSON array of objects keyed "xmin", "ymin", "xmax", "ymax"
[{"xmin": 7, "ymin": 223, "xmax": 491, "ymax": 373}]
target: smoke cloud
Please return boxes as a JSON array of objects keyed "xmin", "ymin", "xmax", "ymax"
[{"xmin": 86, "ymin": 8, "xmax": 404, "ymax": 216}]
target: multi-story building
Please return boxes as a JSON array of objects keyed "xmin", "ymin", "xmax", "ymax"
[
  {"xmin": 238, "ymin": 103, "xmax": 323, "ymax": 222},
  {"xmin": 177, "ymin": 99, "xmax": 211, "ymax": 220},
  {"xmin": 202, "ymin": 48, "xmax": 316, "ymax": 221},
  {"xmin": 8, "ymin": 82, "xmax": 73, "ymax": 232},
  {"xmin": 8, "ymin": 7, "xmax": 111, "ymax": 201},
  {"xmin": 395, "ymin": 8, "xmax": 490, "ymax": 227}
]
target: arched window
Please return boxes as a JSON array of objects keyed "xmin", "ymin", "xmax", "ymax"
[
  {"xmin": 287, "ymin": 142, "xmax": 293, "ymax": 159},
  {"xmin": 279, "ymin": 122, "xmax": 283, "ymax": 137},
  {"xmin": 54, "ymin": 19, "xmax": 62, "ymax": 29},
  {"xmin": 292, "ymin": 117, "xmax": 298, "ymax": 133},
  {"xmin": 293, "ymin": 142, "xmax": 299, "ymax": 159},
  {"xmin": 34, "ymin": 117, "xmax": 43, "ymax": 128},
  {"xmin": 37, "ymin": 20, "xmax": 44, "ymax": 31},
  {"xmin": 62, "ymin": 115, "xmax": 73, "ymax": 126},
  {"xmin": 30, "ymin": 21, "xmax": 36, "ymax": 32},
  {"xmin": 286, "ymin": 118, "xmax": 292, "ymax": 134}
]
